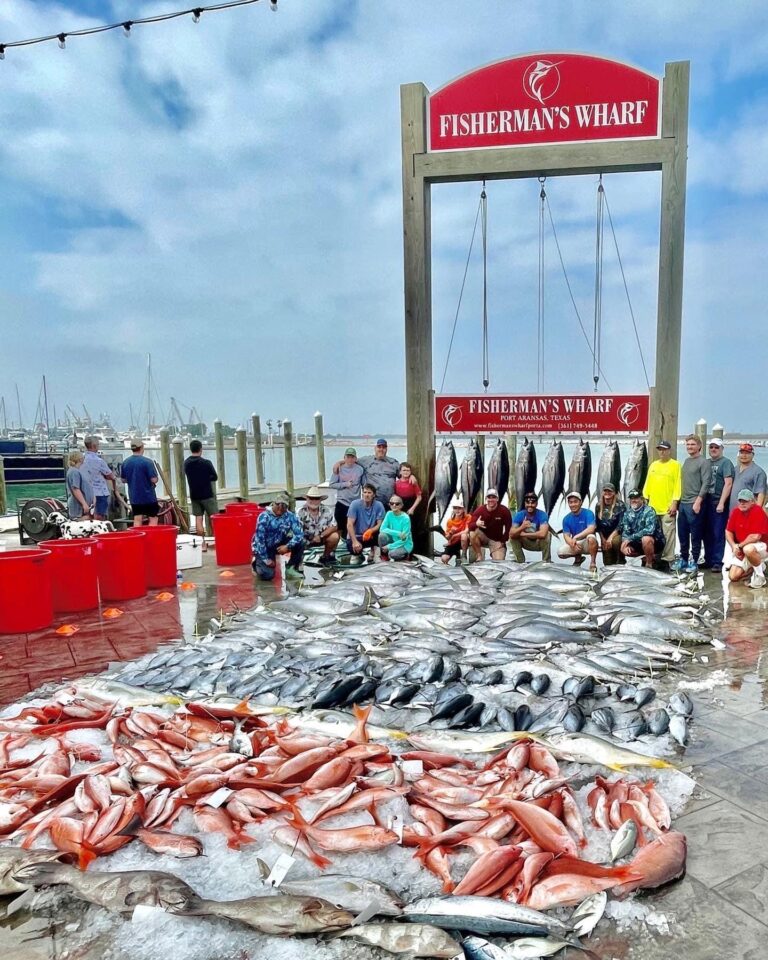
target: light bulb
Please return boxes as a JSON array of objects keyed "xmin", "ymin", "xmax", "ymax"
[
  {"xmin": 58, "ymin": 34, "xmax": 66, "ymax": 49},
  {"xmin": 123, "ymin": 22, "xmax": 132, "ymax": 37},
  {"xmin": 192, "ymin": 8, "xmax": 202, "ymax": 22},
  {"xmin": 0, "ymin": 46, "xmax": 5, "ymax": 61},
  {"xmin": 270, "ymin": 0, "xmax": 278, "ymax": 10}
]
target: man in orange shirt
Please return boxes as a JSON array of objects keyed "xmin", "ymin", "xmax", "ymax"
[{"xmin": 725, "ymin": 489, "xmax": 768, "ymax": 588}]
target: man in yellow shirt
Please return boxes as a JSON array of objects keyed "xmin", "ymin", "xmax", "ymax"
[{"xmin": 642, "ymin": 439, "xmax": 681, "ymax": 571}]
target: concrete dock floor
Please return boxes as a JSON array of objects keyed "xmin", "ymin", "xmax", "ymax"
[{"xmin": 0, "ymin": 550, "xmax": 767, "ymax": 958}]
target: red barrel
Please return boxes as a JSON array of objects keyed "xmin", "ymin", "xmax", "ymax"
[
  {"xmin": 142, "ymin": 525, "xmax": 180, "ymax": 588},
  {"xmin": 224, "ymin": 502, "xmax": 262, "ymax": 516},
  {"xmin": 211, "ymin": 514, "xmax": 256, "ymax": 566},
  {"xmin": 45, "ymin": 538, "xmax": 99, "ymax": 613},
  {"xmin": 0, "ymin": 549, "xmax": 53, "ymax": 634},
  {"xmin": 95, "ymin": 531, "xmax": 147, "ymax": 601}
]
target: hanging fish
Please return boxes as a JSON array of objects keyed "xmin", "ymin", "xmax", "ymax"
[
  {"xmin": 567, "ymin": 439, "xmax": 592, "ymax": 503},
  {"xmin": 487, "ymin": 440, "xmax": 510, "ymax": 505},
  {"xmin": 595, "ymin": 440, "xmax": 622, "ymax": 501},
  {"xmin": 540, "ymin": 441, "xmax": 566, "ymax": 517},
  {"xmin": 514, "ymin": 438, "xmax": 538, "ymax": 510},
  {"xmin": 623, "ymin": 439, "xmax": 649, "ymax": 503},
  {"xmin": 460, "ymin": 440, "xmax": 484, "ymax": 511},
  {"xmin": 434, "ymin": 440, "xmax": 458, "ymax": 521}
]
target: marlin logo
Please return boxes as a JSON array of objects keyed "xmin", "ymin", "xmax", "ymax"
[
  {"xmin": 523, "ymin": 59, "xmax": 562, "ymax": 105},
  {"xmin": 442, "ymin": 403, "xmax": 463, "ymax": 428},
  {"xmin": 617, "ymin": 402, "xmax": 640, "ymax": 428}
]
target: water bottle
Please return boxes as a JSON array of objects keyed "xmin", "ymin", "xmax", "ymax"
[{"xmin": 177, "ymin": 569, "xmax": 183, "ymax": 586}]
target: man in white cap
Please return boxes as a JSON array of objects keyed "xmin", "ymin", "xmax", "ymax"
[
  {"xmin": 468, "ymin": 488, "xmax": 512, "ymax": 561},
  {"xmin": 725, "ymin": 489, "xmax": 768, "ymax": 588},
  {"xmin": 702, "ymin": 438, "xmax": 734, "ymax": 571},
  {"xmin": 558, "ymin": 491, "xmax": 598, "ymax": 570},
  {"xmin": 297, "ymin": 486, "xmax": 339, "ymax": 566}
]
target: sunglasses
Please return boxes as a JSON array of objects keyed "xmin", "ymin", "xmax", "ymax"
[
  {"xmin": 389, "ymin": 500, "xmax": 402, "ymax": 506},
  {"xmin": 524, "ymin": 497, "xmax": 537, "ymax": 502}
]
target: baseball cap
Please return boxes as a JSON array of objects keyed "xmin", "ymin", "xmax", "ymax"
[
  {"xmin": 129, "ymin": 438, "xmax": 143, "ymax": 450},
  {"xmin": 376, "ymin": 438, "xmax": 388, "ymax": 446},
  {"xmin": 486, "ymin": 488, "xmax": 499, "ymax": 498},
  {"xmin": 602, "ymin": 482, "xmax": 616, "ymax": 493},
  {"xmin": 627, "ymin": 489, "xmax": 642, "ymax": 498},
  {"xmin": 708, "ymin": 438, "xmax": 724, "ymax": 448},
  {"xmin": 737, "ymin": 489, "xmax": 755, "ymax": 502},
  {"xmin": 739, "ymin": 443, "xmax": 754, "ymax": 453},
  {"xmin": 656, "ymin": 440, "xmax": 672, "ymax": 450},
  {"xmin": 344, "ymin": 447, "xmax": 357, "ymax": 456},
  {"xmin": 272, "ymin": 493, "xmax": 290, "ymax": 506},
  {"xmin": 566, "ymin": 490, "xmax": 583, "ymax": 500}
]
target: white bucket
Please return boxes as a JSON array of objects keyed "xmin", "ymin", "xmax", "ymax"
[{"xmin": 177, "ymin": 534, "xmax": 204, "ymax": 569}]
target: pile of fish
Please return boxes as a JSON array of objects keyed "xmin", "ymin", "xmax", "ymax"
[
  {"xmin": 0, "ymin": 685, "xmax": 688, "ymax": 957},
  {"xmin": 106, "ymin": 560, "xmax": 709, "ymax": 748},
  {"xmin": 435, "ymin": 437, "xmax": 649, "ymax": 516}
]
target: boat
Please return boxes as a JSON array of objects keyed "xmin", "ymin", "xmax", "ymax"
[{"xmin": 0, "ymin": 440, "xmax": 66, "ymax": 485}]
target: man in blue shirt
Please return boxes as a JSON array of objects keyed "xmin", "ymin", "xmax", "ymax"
[
  {"xmin": 121, "ymin": 440, "xmax": 159, "ymax": 527},
  {"xmin": 347, "ymin": 483, "xmax": 385, "ymax": 563},
  {"xmin": 509, "ymin": 492, "xmax": 551, "ymax": 562},
  {"xmin": 558, "ymin": 491, "xmax": 598, "ymax": 570},
  {"xmin": 252, "ymin": 493, "xmax": 305, "ymax": 581}
]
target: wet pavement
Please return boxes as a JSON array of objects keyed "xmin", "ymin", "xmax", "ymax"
[{"xmin": 0, "ymin": 556, "xmax": 767, "ymax": 958}]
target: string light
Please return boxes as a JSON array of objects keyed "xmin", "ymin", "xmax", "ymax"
[{"xmin": 0, "ymin": 0, "xmax": 270, "ymax": 59}]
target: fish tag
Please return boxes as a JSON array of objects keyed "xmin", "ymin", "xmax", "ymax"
[
  {"xmin": 265, "ymin": 852, "xmax": 295, "ymax": 888},
  {"xmin": 203, "ymin": 787, "xmax": 233, "ymax": 808},
  {"xmin": 352, "ymin": 898, "xmax": 382, "ymax": 926},
  {"xmin": 387, "ymin": 813, "xmax": 404, "ymax": 842},
  {"xmin": 700, "ymin": 654, "xmax": 709, "ymax": 663},
  {"xmin": 401, "ymin": 759, "xmax": 423, "ymax": 779},
  {"xmin": 131, "ymin": 904, "xmax": 165, "ymax": 922}
]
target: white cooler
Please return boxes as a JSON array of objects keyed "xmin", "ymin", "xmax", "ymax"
[{"xmin": 177, "ymin": 534, "xmax": 204, "ymax": 569}]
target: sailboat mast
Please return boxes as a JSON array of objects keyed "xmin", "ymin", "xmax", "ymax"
[
  {"xmin": 15, "ymin": 384, "xmax": 22, "ymax": 430},
  {"xmin": 42, "ymin": 376, "xmax": 51, "ymax": 443},
  {"xmin": 147, "ymin": 353, "xmax": 152, "ymax": 434}
]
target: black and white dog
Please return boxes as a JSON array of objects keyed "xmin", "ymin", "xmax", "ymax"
[{"xmin": 48, "ymin": 512, "xmax": 115, "ymax": 539}]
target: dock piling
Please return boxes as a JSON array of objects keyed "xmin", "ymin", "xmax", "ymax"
[
  {"xmin": 0, "ymin": 457, "xmax": 6, "ymax": 516},
  {"xmin": 251, "ymin": 414, "xmax": 264, "ymax": 485},
  {"xmin": 314, "ymin": 411, "xmax": 326, "ymax": 482},
  {"xmin": 695, "ymin": 418, "xmax": 707, "ymax": 451},
  {"xmin": 160, "ymin": 429, "xmax": 172, "ymax": 496},
  {"xmin": 214, "ymin": 419, "xmax": 226, "ymax": 488},
  {"xmin": 712, "ymin": 422, "xmax": 724, "ymax": 441},
  {"xmin": 283, "ymin": 420, "xmax": 295, "ymax": 508},
  {"xmin": 236, "ymin": 428, "xmax": 249, "ymax": 500},
  {"xmin": 172, "ymin": 437, "xmax": 187, "ymax": 510}
]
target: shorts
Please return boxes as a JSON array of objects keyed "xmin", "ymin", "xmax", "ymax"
[
  {"xmin": 472, "ymin": 531, "xmax": 506, "ymax": 553},
  {"xmin": 346, "ymin": 531, "xmax": 379, "ymax": 553},
  {"xmin": 728, "ymin": 542, "xmax": 768, "ymax": 570},
  {"xmin": 191, "ymin": 497, "xmax": 219, "ymax": 518},
  {"xmin": 94, "ymin": 495, "xmax": 110, "ymax": 516},
  {"xmin": 131, "ymin": 501, "xmax": 159, "ymax": 518},
  {"xmin": 559, "ymin": 534, "xmax": 598, "ymax": 556}
]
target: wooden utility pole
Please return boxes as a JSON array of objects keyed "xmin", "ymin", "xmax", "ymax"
[
  {"xmin": 159, "ymin": 429, "xmax": 172, "ymax": 497},
  {"xmin": 236, "ymin": 428, "xmax": 249, "ymax": 500},
  {"xmin": 172, "ymin": 437, "xmax": 187, "ymax": 510}
]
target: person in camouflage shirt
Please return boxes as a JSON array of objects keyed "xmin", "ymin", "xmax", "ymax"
[{"xmin": 252, "ymin": 494, "xmax": 304, "ymax": 581}]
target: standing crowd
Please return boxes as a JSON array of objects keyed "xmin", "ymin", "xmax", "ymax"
[{"xmin": 73, "ymin": 431, "xmax": 767, "ymax": 587}]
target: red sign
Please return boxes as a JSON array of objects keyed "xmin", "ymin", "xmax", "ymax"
[
  {"xmin": 435, "ymin": 394, "xmax": 649, "ymax": 435},
  {"xmin": 429, "ymin": 53, "xmax": 660, "ymax": 151}
]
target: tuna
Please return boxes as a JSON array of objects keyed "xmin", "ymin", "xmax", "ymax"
[
  {"xmin": 435, "ymin": 440, "xmax": 458, "ymax": 521},
  {"xmin": 460, "ymin": 440, "xmax": 484, "ymax": 511},
  {"xmin": 567, "ymin": 439, "xmax": 592, "ymax": 503},
  {"xmin": 515, "ymin": 439, "xmax": 538, "ymax": 510},
  {"xmin": 487, "ymin": 440, "xmax": 510, "ymax": 506},
  {"xmin": 540, "ymin": 441, "xmax": 566, "ymax": 516},
  {"xmin": 623, "ymin": 439, "xmax": 648, "ymax": 502},
  {"xmin": 595, "ymin": 440, "xmax": 622, "ymax": 500}
]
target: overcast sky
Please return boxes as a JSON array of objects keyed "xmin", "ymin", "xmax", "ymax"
[{"xmin": 1, "ymin": 0, "xmax": 766, "ymax": 436}]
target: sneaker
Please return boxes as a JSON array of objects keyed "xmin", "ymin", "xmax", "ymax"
[
  {"xmin": 749, "ymin": 574, "xmax": 766, "ymax": 589},
  {"xmin": 573, "ymin": 555, "xmax": 585, "ymax": 567},
  {"xmin": 709, "ymin": 564, "xmax": 722, "ymax": 573},
  {"xmin": 685, "ymin": 561, "xmax": 698, "ymax": 575},
  {"xmin": 671, "ymin": 557, "xmax": 684, "ymax": 573}
]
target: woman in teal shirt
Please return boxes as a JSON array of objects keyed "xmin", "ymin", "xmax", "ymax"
[{"xmin": 379, "ymin": 495, "xmax": 413, "ymax": 560}]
